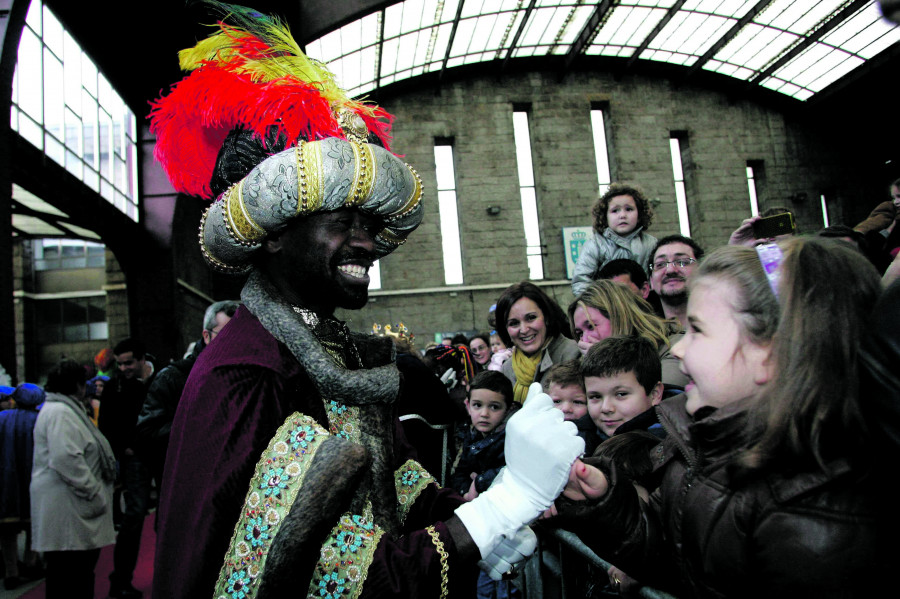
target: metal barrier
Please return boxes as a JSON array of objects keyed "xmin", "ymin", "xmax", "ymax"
[
  {"xmin": 398, "ymin": 413, "xmax": 453, "ymax": 486},
  {"xmin": 520, "ymin": 526, "xmax": 677, "ymax": 599}
]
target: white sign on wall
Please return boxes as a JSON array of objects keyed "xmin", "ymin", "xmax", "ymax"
[{"xmin": 562, "ymin": 226, "xmax": 594, "ymax": 280}]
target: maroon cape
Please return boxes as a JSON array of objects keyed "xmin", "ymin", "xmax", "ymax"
[{"xmin": 153, "ymin": 306, "xmax": 476, "ymax": 598}]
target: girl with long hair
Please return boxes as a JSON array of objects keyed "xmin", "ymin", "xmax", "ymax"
[{"xmin": 550, "ymin": 238, "xmax": 888, "ymax": 597}]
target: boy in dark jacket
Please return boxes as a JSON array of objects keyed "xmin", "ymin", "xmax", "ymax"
[{"xmin": 450, "ymin": 371, "xmax": 520, "ymax": 599}]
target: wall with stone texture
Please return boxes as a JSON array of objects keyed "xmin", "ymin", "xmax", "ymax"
[{"xmin": 337, "ymin": 69, "xmax": 856, "ymax": 342}]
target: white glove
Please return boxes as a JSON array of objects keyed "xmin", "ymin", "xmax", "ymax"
[
  {"xmin": 478, "ymin": 525, "xmax": 537, "ymax": 581},
  {"xmin": 439, "ymin": 368, "xmax": 458, "ymax": 389},
  {"xmin": 455, "ymin": 383, "xmax": 584, "ymax": 557}
]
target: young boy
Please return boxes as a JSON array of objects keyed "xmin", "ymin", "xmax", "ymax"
[
  {"xmin": 577, "ymin": 335, "xmax": 664, "ymax": 455},
  {"xmin": 545, "ymin": 359, "xmax": 588, "ymax": 422},
  {"xmin": 450, "ymin": 370, "xmax": 515, "ymax": 501},
  {"xmin": 450, "ymin": 371, "xmax": 520, "ymax": 599}
]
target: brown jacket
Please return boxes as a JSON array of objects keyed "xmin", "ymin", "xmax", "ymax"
[
  {"xmin": 555, "ymin": 395, "xmax": 889, "ymax": 598},
  {"xmin": 854, "ymin": 200, "xmax": 898, "ymax": 234}
]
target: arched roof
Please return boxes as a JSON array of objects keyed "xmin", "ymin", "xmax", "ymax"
[{"xmin": 305, "ymin": 0, "xmax": 900, "ymax": 102}]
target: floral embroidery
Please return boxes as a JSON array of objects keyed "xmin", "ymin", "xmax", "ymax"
[
  {"xmin": 244, "ymin": 517, "xmax": 269, "ymax": 548},
  {"xmin": 393, "ymin": 460, "xmax": 433, "ymax": 524},
  {"xmin": 336, "ymin": 530, "xmax": 364, "ymax": 554},
  {"xmin": 323, "ymin": 400, "xmax": 360, "ymax": 443},
  {"xmin": 328, "ymin": 400, "xmax": 347, "ymax": 415},
  {"xmin": 214, "ymin": 414, "xmax": 330, "ymax": 599},
  {"xmin": 259, "ymin": 466, "xmax": 288, "ymax": 497},
  {"xmin": 290, "ymin": 424, "xmax": 317, "ymax": 450},
  {"xmin": 308, "ymin": 504, "xmax": 383, "ymax": 599},
  {"xmin": 317, "ymin": 571, "xmax": 347, "ymax": 599},
  {"xmin": 226, "ymin": 569, "xmax": 250, "ymax": 599}
]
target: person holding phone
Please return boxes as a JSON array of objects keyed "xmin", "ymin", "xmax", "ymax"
[{"xmin": 728, "ymin": 206, "xmax": 797, "ymax": 247}]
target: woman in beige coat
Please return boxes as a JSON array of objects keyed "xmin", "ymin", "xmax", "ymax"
[{"xmin": 31, "ymin": 359, "xmax": 116, "ymax": 599}]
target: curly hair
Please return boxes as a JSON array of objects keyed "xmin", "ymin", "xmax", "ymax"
[{"xmin": 591, "ymin": 182, "xmax": 654, "ymax": 234}]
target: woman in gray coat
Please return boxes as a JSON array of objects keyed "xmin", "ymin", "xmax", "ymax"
[{"xmin": 30, "ymin": 359, "xmax": 116, "ymax": 599}]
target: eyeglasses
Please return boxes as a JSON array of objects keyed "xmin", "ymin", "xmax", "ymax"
[{"xmin": 649, "ymin": 258, "xmax": 696, "ymax": 271}]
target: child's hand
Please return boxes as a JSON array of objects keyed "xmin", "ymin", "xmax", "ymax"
[
  {"xmin": 561, "ymin": 458, "xmax": 608, "ymax": 501},
  {"xmin": 463, "ymin": 474, "xmax": 479, "ymax": 501},
  {"xmin": 608, "ymin": 566, "xmax": 641, "ymax": 596},
  {"xmin": 539, "ymin": 459, "xmax": 609, "ymax": 519}
]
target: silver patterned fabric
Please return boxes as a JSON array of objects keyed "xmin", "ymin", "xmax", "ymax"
[{"xmin": 200, "ymin": 137, "xmax": 424, "ymax": 273}]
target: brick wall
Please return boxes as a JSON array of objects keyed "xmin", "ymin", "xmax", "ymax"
[{"xmin": 336, "ymin": 69, "xmax": 859, "ymax": 339}]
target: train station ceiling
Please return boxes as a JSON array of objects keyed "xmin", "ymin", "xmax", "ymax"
[{"xmin": 12, "ymin": 0, "xmax": 898, "ymax": 241}]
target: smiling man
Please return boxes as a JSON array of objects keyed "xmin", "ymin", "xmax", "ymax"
[
  {"xmin": 149, "ymin": 6, "xmax": 582, "ymax": 599},
  {"xmin": 648, "ymin": 235, "xmax": 705, "ymax": 329}
]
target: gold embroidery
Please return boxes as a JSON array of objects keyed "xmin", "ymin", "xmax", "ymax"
[{"xmin": 425, "ymin": 526, "xmax": 449, "ymax": 599}]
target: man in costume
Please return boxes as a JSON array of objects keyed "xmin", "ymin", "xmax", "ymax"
[{"xmin": 149, "ymin": 5, "xmax": 584, "ymax": 598}]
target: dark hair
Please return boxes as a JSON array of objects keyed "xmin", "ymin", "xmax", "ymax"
[
  {"xmin": 468, "ymin": 332, "xmax": 490, "ymax": 348},
  {"xmin": 891, "ymin": 177, "xmax": 900, "ymax": 189},
  {"xmin": 469, "ymin": 370, "xmax": 514, "ymax": 408},
  {"xmin": 591, "ymin": 183, "xmax": 654, "ymax": 233},
  {"xmin": 817, "ymin": 224, "xmax": 863, "ymax": 243},
  {"xmin": 495, "ymin": 282, "xmax": 571, "ymax": 348},
  {"xmin": 593, "ymin": 430, "xmax": 661, "ymax": 484},
  {"xmin": 650, "ymin": 234, "xmax": 705, "ymax": 267},
  {"xmin": 113, "ymin": 338, "xmax": 146, "ymax": 360},
  {"xmin": 450, "ymin": 333, "xmax": 469, "ymax": 346},
  {"xmin": 596, "ymin": 258, "xmax": 648, "ymax": 288},
  {"xmin": 544, "ymin": 358, "xmax": 584, "ymax": 391},
  {"xmin": 45, "ymin": 359, "xmax": 87, "ymax": 395},
  {"xmin": 581, "ymin": 335, "xmax": 661, "ymax": 394}
]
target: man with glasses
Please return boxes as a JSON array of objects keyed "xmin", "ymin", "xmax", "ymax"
[{"xmin": 648, "ymin": 235, "xmax": 705, "ymax": 329}]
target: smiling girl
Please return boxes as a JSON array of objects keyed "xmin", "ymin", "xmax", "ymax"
[
  {"xmin": 495, "ymin": 282, "xmax": 580, "ymax": 404},
  {"xmin": 551, "ymin": 239, "xmax": 889, "ymax": 597},
  {"xmin": 571, "ymin": 183, "xmax": 657, "ymax": 297}
]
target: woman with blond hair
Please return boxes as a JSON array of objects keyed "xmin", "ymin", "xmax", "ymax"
[{"xmin": 568, "ymin": 280, "xmax": 687, "ymax": 387}]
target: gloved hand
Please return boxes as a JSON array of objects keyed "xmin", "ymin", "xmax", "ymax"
[
  {"xmin": 439, "ymin": 368, "xmax": 458, "ymax": 390},
  {"xmin": 478, "ymin": 525, "xmax": 537, "ymax": 581},
  {"xmin": 455, "ymin": 383, "xmax": 584, "ymax": 557}
]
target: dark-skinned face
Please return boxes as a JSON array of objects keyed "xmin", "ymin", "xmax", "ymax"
[{"xmin": 262, "ymin": 209, "xmax": 381, "ymax": 315}]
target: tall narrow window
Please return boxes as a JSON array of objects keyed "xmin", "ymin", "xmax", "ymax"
[
  {"xmin": 590, "ymin": 102, "xmax": 611, "ymax": 196},
  {"xmin": 669, "ymin": 133, "xmax": 691, "ymax": 237},
  {"xmin": 434, "ymin": 141, "xmax": 463, "ymax": 285},
  {"xmin": 820, "ymin": 194, "xmax": 830, "ymax": 227},
  {"xmin": 512, "ymin": 108, "xmax": 544, "ymax": 280},
  {"xmin": 746, "ymin": 166, "xmax": 760, "ymax": 216},
  {"xmin": 368, "ymin": 260, "xmax": 382, "ymax": 290}
]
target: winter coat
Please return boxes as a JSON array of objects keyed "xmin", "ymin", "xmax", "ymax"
[
  {"xmin": 501, "ymin": 334, "xmax": 581, "ymax": 393},
  {"xmin": 30, "ymin": 392, "xmax": 116, "ymax": 552},
  {"xmin": 450, "ymin": 422, "xmax": 508, "ymax": 496},
  {"xmin": 555, "ymin": 394, "xmax": 887, "ymax": 598},
  {"xmin": 0, "ymin": 383, "xmax": 44, "ymax": 522},
  {"xmin": 571, "ymin": 227, "xmax": 658, "ymax": 297}
]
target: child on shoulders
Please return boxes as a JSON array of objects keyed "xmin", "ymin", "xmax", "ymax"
[{"xmin": 572, "ymin": 183, "xmax": 658, "ymax": 297}]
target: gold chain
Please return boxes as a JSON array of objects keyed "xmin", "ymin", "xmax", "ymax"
[{"xmin": 425, "ymin": 525, "xmax": 449, "ymax": 599}]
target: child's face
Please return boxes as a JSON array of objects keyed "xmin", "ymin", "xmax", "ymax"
[
  {"xmin": 607, "ymin": 194, "xmax": 639, "ymax": 235},
  {"xmin": 549, "ymin": 382, "xmax": 588, "ymax": 422},
  {"xmin": 490, "ymin": 334, "xmax": 507, "ymax": 353},
  {"xmin": 586, "ymin": 371, "xmax": 661, "ymax": 437},
  {"xmin": 672, "ymin": 279, "xmax": 772, "ymax": 415},
  {"xmin": 466, "ymin": 389, "xmax": 510, "ymax": 434}
]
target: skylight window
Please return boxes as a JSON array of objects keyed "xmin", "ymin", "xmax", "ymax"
[{"xmin": 304, "ymin": 0, "xmax": 899, "ymax": 103}]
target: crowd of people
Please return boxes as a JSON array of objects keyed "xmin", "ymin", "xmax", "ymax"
[{"xmin": 3, "ymin": 3, "xmax": 899, "ymax": 598}]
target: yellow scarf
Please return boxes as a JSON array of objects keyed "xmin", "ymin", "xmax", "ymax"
[{"xmin": 511, "ymin": 347, "xmax": 543, "ymax": 404}]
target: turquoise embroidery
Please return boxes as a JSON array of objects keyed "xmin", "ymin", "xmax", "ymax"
[
  {"xmin": 317, "ymin": 570, "xmax": 348, "ymax": 598},
  {"xmin": 259, "ymin": 466, "xmax": 288, "ymax": 497},
  {"xmin": 226, "ymin": 569, "xmax": 250, "ymax": 599},
  {"xmin": 244, "ymin": 517, "xmax": 269, "ymax": 548}
]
